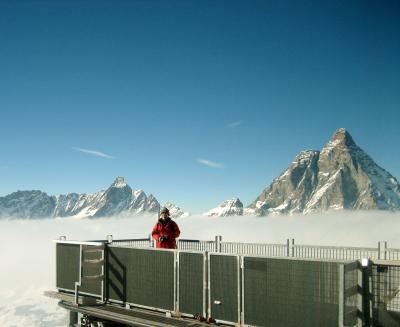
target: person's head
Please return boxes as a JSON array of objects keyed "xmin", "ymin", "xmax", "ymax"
[{"xmin": 159, "ymin": 207, "xmax": 170, "ymax": 220}]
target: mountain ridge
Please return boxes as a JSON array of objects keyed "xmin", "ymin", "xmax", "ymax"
[{"xmin": 0, "ymin": 177, "xmax": 186, "ymax": 219}]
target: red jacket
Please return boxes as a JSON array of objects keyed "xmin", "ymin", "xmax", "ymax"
[{"xmin": 152, "ymin": 218, "xmax": 180, "ymax": 249}]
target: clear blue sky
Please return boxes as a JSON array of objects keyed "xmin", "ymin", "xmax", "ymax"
[{"xmin": 0, "ymin": 0, "xmax": 399, "ymax": 213}]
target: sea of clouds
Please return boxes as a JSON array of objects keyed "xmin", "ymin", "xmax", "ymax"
[{"xmin": 1, "ymin": 211, "xmax": 400, "ymax": 326}]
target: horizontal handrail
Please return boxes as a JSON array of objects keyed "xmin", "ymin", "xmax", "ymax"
[
  {"xmin": 54, "ymin": 240, "xmax": 105, "ymax": 246},
  {"xmin": 294, "ymin": 244, "xmax": 377, "ymax": 251}
]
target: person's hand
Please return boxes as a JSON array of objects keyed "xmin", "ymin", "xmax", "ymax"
[{"xmin": 159, "ymin": 236, "xmax": 168, "ymax": 243}]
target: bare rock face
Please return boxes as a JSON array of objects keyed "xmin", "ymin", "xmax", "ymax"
[
  {"xmin": 247, "ymin": 128, "xmax": 400, "ymax": 215},
  {"xmin": 205, "ymin": 198, "xmax": 244, "ymax": 217}
]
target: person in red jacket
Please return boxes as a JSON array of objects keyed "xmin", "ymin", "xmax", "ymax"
[{"xmin": 152, "ymin": 207, "xmax": 180, "ymax": 249}]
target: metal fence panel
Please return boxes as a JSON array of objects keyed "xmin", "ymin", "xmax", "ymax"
[
  {"xmin": 178, "ymin": 252, "xmax": 206, "ymax": 317},
  {"xmin": 107, "ymin": 247, "xmax": 175, "ymax": 311},
  {"xmin": 343, "ymin": 262, "xmax": 358, "ymax": 326},
  {"xmin": 371, "ymin": 262, "xmax": 400, "ymax": 327},
  {"xmin": 209, "ymin": 254, "xmax": 239, "ymax": 324},
  {"xmin": 56, "ymin": 243, "xmax": 80, "ymax": 291},
  {"xmin": 56, "ymin": 243, "xmax": 102, "ymax": 296},
  {"xmin": 242, "ymin": 257, "xmax": 342, "ymax": 327}
]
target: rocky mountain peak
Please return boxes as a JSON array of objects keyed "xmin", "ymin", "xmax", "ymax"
[
  {"xmin": 163, "ymin": 202, "xmax": 190, "ymax": 218},
  {"xmin": 111, "ymin": 176, "xmax": 127, "ymax": 188},
  {"xmin": 205, "ymin": 197, "xmax": 244, "ymax": 217},
  {"xmin": 247, "ymin": 128, "xmax": 400, "ymax": 215},
  {"xmin": 330, "ymin": 128, "xmax": 356, "ymax": 147}
]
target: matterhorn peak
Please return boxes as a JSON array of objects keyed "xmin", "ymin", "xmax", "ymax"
[
  {"xmin": 247, "ymin": 128, "xmax": 400, "ymax": 215},
  {"xmin": 330, "ymin": 128, "xmax": 356, "ymax": 147},
  {"xmin": 111, "ymin": 176, "xmax": 127, "ymax": 188}
]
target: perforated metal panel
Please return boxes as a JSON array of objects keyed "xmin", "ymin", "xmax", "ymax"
[
  {"xmin": 209, "ymin": 254, "xmax": 239, "ymax": 324},
  {"xmin": 243, "ymin": 257, "xmax": 341, "ymax": 327},
  {"xmin": 56, "ymin": 243, "xmax": 102, "ymax": 296},
  {"xmin": 178, "ymin": 252, "xmax": 205, "ymax": 316},
  {"xmin": 107, "ymin": 247, "xmax": 175, "ymax": 311},
  {"xmin": 56, "ymin": 243, "xmax": 80, "ymax": 291},
  {"xmin": 371, "ymin": 263, "xmax": 400, "ymax": 327}
]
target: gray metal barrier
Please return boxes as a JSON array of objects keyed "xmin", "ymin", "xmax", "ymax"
[
  {"xmin": 241, "ymin": 256, "xmax": 359, "ymax": 327},
  {"xmin": 56, "ymin": 237, "xmax": 400, "ymax": 326},
  {"xmin": 370, "ymin": 260, "xmax": 400, "ymax": 327},
  {"xmin": 107, "ymin": 246, "xmax": 176, "ymax": 311},
  {"xmin": 208, "ymin": 253, "xmax": 240, "ymax": 325},
  {"xmin": 178, "ymin": 251, "xmax": 207, "ymax": 317}
]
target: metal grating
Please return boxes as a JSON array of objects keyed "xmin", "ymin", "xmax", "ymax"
[
  {"xmin": 178, "ymin": 252, "xmax": 205, "ymax": 317},
  {"xmin": 371, "ymin": 263, "xmax": 400, "ymax": 327},
  {"xmin": 80, "ymin": 245, "xmax": 103, "ymax": 296},
  {"xmin": 209, "ymin": 254, "xmax": 239, "ymax": 324},
  {"xmin": 107, "ymin": 246, "xmax": 175, "ymax": 311},
  {"xmin": 343, "ymin": 262, "xmax": 358, "ymax": 326},
  {"xmin": 56, "ymin": 243, "xmax": 80, "ymax": 291},
  {"xmin": 242, "ymin": 257, "xmax": 341, "ymax": 327}
]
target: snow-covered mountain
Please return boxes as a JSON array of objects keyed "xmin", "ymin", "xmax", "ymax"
[
  {"xmin": 204, "ymin": 198, "xmax": 243, "ymax": 217},
  {"xmin": 163, "ymin": 202, "xmax": 190, "ymax": 218},
  {"xmin": 0, "ymin": 190, "xmax": 56, "ymax": 219},
  {"xmin": 0, "ymin": 177, "xmax": 161, "ymax": 219},
  {"xmin": 246, "ymin": 128, "xmax": 400, "ymax": 215}
]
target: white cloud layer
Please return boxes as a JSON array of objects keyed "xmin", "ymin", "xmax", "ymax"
[
  {"xmin": 1, "ymin": 211, "xmax": 400, "ymax": 326},
  {"xmin": 72, "ymin": 147, "xmax": 114, "ymax": 159},
  {"xmin": 197, "ymin": 158, "xmax": 224, "ymax": 168}
]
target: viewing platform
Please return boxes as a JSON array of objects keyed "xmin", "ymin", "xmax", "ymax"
[{"xmin": 47, "ymin": 236, "xmax": 400, "ymax": 327}]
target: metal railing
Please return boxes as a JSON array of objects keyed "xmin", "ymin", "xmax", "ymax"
[
  {"xmin": 106, "ymin": 236, "xmax": 400, "ymax": 261},
  {"xmin": 111, "ymin": 237, "xmax": 152, "ymax": 248},
  {"xmin": 55, "ymin": 236, "xmax": 400, "ymax": 326},
  {"xmin": 293, "ymin": 244, "xmax": 379, "ymax": 261},
  {"xmin": 220, "ymin": 241, "xmax": 288, "ymax": 257},
  {"xmin": 177, "ymin": 239, "xmax": 216, "ymax": 252}
]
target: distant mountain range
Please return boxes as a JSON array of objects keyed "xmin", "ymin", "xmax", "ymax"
[
  {"xmin": 1, "ymin": 128, "xmax": 399, "ymax": 219},
  {"xmin": 0, "ymin": 177, "xmax": 188, "ymax": 219},
  {"xmin": 205, "ymin": 128, "xmax": 400, "ymax": 216}
]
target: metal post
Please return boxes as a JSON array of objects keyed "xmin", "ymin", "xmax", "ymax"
[
  {"xmin": 286, "ymin": 239, "xmax": 290, "ymax": 257},
  {"xmin": 384, "ymin": 241, "xmax": 387, "ymax": 260},
  {"xmin": 291, "ymin": 239, "xmax": 295, "ymax": 257},
  {"xmin": 338, "ymin": 264, "xmax": 345, "ymax": 327},
  {"xmin": 203, "ymin": 252, "xmax": 207, "ymax": 318},
  {"xmin": 67, "ymin": 310, "xmax": 78, "ymax": 327},
  {"xmin": 107, "ymin": 234, "xmax": 113, "ymax": 243},
  {"xmin": 378, "ymin": 241, "xmax": 381, "ymax": 260},
  {"xmin": 215, "ymin": 235, "xmax": 222, "ymax": 253},
  {"xmin": 240, "ymin": 256, "xmax": 245, "ymax": 324},
  {"xmin": 360, "ymin": 258, "xmax": 371, "ymax": 327},
  {"xmin": 357, "ymin": 259, "xmax": 368, "ymax": 327},
  {"xmin": 174, "ymin": 251, "xmax": 179, "ymax": 312}
]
